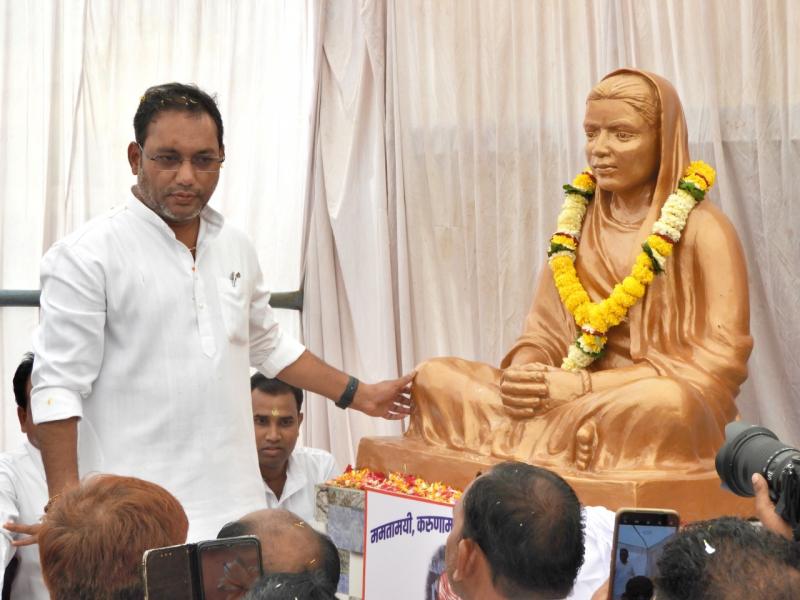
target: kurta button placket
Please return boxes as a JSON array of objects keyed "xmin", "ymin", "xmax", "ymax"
[{"xmin": 190, "ymin": 247, "xmax": 216, "ymax": 357}]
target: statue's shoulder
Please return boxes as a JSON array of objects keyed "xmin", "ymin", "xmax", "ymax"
[{"xmin": 684, "ymin": 200, "xmax": 744, "ymax": 254}]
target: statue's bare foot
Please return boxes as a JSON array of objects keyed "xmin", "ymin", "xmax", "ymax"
[{"xmin": 575, "ymin": 420, "xmax": 598, "ymax": 471}]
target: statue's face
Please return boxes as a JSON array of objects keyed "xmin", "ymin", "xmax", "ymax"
[{"xmin": 583, "ymin": 98, "xmax": 659, "ymax": 197}]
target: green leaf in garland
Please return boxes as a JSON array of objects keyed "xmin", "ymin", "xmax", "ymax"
[
  {"xmin": 678, "ymin": 180, "xmax": 705, "ymax": 201},
  {"xmin": 562, "ymin": 184, "xmax": 594, "ymax": 199},
  {"xmin": 575, "ymin": 336, "xmax": 605, "ymax": 358},
  {"xmin": 642, "ymin": 243, "xmax": 664, "ymax": 275},
  {"xmin": 548, "ymin": 242, "xmax": 575, "ymax": 257}
]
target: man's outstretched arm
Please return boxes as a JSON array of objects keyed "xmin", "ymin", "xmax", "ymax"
[{"xmin": 277, "ymin": 350, "xmax": 413, "ymax": 419}]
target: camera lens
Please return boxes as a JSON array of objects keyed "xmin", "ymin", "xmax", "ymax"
[{"xmin": 715, "ymin": 422, "xmax": 799, "ymax": 497}]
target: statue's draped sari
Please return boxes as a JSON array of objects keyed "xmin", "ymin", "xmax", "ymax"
[{"xmin": 407, "ymin": 69, "xmax": 752, "ymax": 474}]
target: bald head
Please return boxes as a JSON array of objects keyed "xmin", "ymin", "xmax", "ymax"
[
  {"xmin": 218, "ymin": 509, "xmax": 340, "ymax": 593},
  {"xmin": 246, "ymin": 509, "xmax": 320, "ymax": 572}
]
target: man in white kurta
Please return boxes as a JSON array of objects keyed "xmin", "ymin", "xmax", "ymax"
[
  {"xmin": 32, "ymin": 196, "xmax": 303, "ymax": 540},
  {"xmin": 0, "ymin": 354, "xmax": 48, "ymax": 599},
  {"xmin": 22, "ymin": 83, "xmax": 412, "ymax": 543}
]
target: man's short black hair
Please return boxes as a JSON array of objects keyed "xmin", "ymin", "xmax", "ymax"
[
  {"xmin": 244, "ymin": 572, "xmax": 336, "ymax": 600},
  {"xmin": 250, "ymin": 373, "xmax": 304, "ymax": 413},
  {"xmin": 217, "ymin": 520, "xmax": 250, "ymax": 539},
  {"xmin": 133, "ymin": 83, "xmax": 224, "ymax": 148},
  {"xmin": 12, "ymin": 352, "xmax": 34, "ymax": 411},
  {"xmin": 461, "ymin": 461, "xmax": 585, "ymax": 598},
  {"xmin": 622, "ymin": 576, "xmax": 654, "ymax": 600},
  {"xmin": 316, "ymin": 532, "xmax": 340, "ymax": 593},
  {"xmin": 656, "ymin": 516, "xmax": 800, "ymax": 600}
]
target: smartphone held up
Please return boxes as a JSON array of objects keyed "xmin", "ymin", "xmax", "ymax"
[
  {"xmin": 143, "ymin": 535, "xmax": 263, "ymax": 600},
  {"xmin": 607, "ymin": 509, "xmax": 679, "ymax": 600}
]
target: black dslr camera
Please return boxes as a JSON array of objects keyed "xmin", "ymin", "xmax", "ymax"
[{"xmin": 716, "ymin": 421, "xmax": 800, "ymax": 530}]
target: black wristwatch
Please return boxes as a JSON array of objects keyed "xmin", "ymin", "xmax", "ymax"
[{"xmin": 336, "ymin": 376, "xmax": 359, "ymax": 409}]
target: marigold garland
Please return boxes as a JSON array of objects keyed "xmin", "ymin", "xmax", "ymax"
[
  {"xmin": 328, "ymin": 466, "xmax": 462, "ymax": 504},
  {"xmin": 548, "ymin": 161, "xmax": 716, "ymax": 371}
]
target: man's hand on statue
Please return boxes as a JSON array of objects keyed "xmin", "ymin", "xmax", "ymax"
[
  {"xmin": 752, "ymin": 473, "xmax": 793, "ymax": 540},
  {"xmin": 351, "ymin": 373, "xmax": 414, "ymax": 420},
  {"xmin": 501, "ymin": 367, "xmax": 583, "ymax": 418}
]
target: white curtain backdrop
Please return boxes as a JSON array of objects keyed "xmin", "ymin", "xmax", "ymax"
[
  {"xmin": 0, "ymin": 0, "xmax": 318, "ymax": 449},
  {"xmin": 302, "ymin": 0, "xmax": 409, "ymax": 467},
  {"xmin": 304, "ymin": 0, "xmax": 800, "ymax": 464},
  {"xmin": 2, "ymin": 0, "xmax": 798, "ymax": 466}
]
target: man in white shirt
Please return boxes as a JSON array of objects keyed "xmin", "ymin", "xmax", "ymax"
[
  {"xmin": 251, "ymin": 373, "xmax": 338, "ymax": 524},
  {"xmin": 8, "ymin": 83, "xmax": 412, "ymax": 543},
  {"xmin": 0, "ymin": 353, "xmax": 48, "ymax": 599}
]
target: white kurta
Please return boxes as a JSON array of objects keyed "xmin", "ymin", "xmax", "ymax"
[
  {"xmin": 0, "ymin": 442, "xmax": 49, "ymax": 599},
  {"xmin": 31, "ymin": 196, "xmax": 305, "ymax": 540},
  {"xmin": 263, "ymin": 446, "xmax": 339, "ymax": 524},
  {"xmin": 568, "ymin": 506, "xmax": 615, "ymax": 600}
]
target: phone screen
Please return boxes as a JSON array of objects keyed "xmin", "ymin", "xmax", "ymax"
[
  {"xmin": 197, "ymin": 536, "xmax": 263, "ymax": 600},
  {"xmin": 609, "ymin": 510, "xmax": 679, "ymax": 600},
  {"xmin": 142, "ymin": 544, "xmax": 196, "ymax": 600}
]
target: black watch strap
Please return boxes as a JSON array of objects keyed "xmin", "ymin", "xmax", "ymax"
[{"xmin": 336, "ymin": 376, "xmax": 359, "ymax": 409}]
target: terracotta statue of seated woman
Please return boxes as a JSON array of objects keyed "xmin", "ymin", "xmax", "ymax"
[{"xmin": 406, "ymin": 69, "xmax": 752, "ymax": 474}]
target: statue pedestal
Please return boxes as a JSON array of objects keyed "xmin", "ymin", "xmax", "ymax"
[{"xmin": 357, "ymin": 436, "xmax": 754, "ymax": 523}]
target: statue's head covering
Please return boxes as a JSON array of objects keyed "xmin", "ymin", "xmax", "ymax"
[{"xmin": 592, "ymin": 68, "xmax": 691, "ymax": 234}]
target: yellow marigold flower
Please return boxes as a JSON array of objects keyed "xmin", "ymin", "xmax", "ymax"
[
  {"xmin": 552, "ymin": 234, "xmax": 577, "ymax": 249},
  {"xmin": 622, "ymin": 276, "xmax": 645, "ymax": 298},
  {"xmin": 572, "ymin": 170, "xmax": 596, "ymax": 194},
  {"xmin": 566, "ymin": 293, "xmax": 588, "ymax": 313},
  {"xmin": 684, "ymin": 174, "xmax": 709, "ymax": 192},
  {"xmin": 599, "ymin": 309, "xmax": 622, "ymax": 328},
  {"xmin": 550, "ymin": 256, "xmax": 573, "ymax": 271},
  {"xmin": 554, "ymin": 272, "xmax": 578, "ymax": 289},
  {"xmin": 588, "ymin": 310, "xmax": 609, "ymax": 333},
  {"xmin": 581, "ymin": 333, "xmax": 603, "ymax": 353},
  {"xmin": 685, "ymin": 160, "xmax": 716, "ymax": 189},
  {"xmin": 574, "ymin": 305, "xmax": 591, "ymax": 323},
  {"xmin": 635, "ymin": 253, "xmax": 654, "ymax": 269},
  {"xmin": 610, "ymin": 285, "xmax": 637, "ymax": 308},
  {"xmin": 604, "ymin": 298, "xmax": 628, "ymax": 321},
  {"xmin": 632, "ymin": 261, "xmax": 655, "ymax": 284},
  {"xmin": 647, "ymin": 235, "xmax": 673, "ymax": 257}
]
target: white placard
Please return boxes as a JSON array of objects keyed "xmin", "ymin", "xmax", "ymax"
[{"xmin": 363, "ymin": 489, "xmax": 454, "ymax": 600}]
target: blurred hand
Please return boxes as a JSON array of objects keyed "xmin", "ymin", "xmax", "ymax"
[
  {"xmin": 351, "ymin": 373, "xmax": 414, "ymax": 419},
  {"xmin": 590, "ymin": 579, "xmax": 609, "ymax": 600},
  {"xmin": 752, "ymin": 473, "xmax": 793, "ymax": 540},
  {"xmin": 3, "ymin": 520, "xmax": 42, "ymax": 547}
]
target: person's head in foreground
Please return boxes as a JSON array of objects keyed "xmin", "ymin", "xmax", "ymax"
[
  {"xmin": 38, "ymin": 474, "xmax": 188, "ymax": 600},
  {"xmin": 250, "ymin": 374, "xmax": 304, "ymax": 482},
  {"xmin": 655, "ymin": 516, "xmax": 800, "ymax": 600},
  {"xmin": 127, "ymin": 82, "xmax": 225, "ymax": 226},
  {"xmin": 218, "ymin": 508, "xmax": 339, "ymax": 594},
  {"xmin": 445, "ymin": 461, "xmax": 585, "ymax": 600},
  {"xmin": 621, "ymin": 575, "xmax": 653, "ymax": 600},
  {"xmin": 244, "ymin": 571, "xmax": 336, "ymax": 600},
  {"xmin": 12, "ymin": 351, "xmax": 39, "ymax": 447}
]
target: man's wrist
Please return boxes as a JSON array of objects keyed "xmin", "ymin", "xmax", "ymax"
[
  {"xmin": 44, "ymin": 493, "xmax": 63, "ymax": 514},
  {"xmin": 336, "ymin": 376, "xmax": 359, "ymax": 409}
]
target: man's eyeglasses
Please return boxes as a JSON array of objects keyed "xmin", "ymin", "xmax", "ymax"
[{"xmin": 138, "ymin": 144, "xmax": 225, "ymax": 173}]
